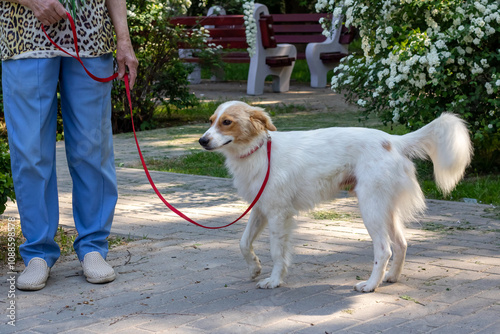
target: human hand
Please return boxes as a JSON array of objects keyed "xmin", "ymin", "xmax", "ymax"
[
  {"xmin": 20, "ymin": 0, "xmax": 67, "ymax": 26},
  {"xmin": 115, "ymin": 40, "xmax": 138, "ymax": 90}
]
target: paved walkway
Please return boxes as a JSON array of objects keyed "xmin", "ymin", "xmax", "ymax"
[{"xmin": 2, "ymin": 82, "xmax": 500, "ymax": 333}]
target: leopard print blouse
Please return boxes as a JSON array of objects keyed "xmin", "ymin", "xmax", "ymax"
[{"xmin": 0, "ymin": 0, "xmax": 115, "ymax": 61}]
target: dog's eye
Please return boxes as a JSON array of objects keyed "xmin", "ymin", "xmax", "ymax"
[{"xmin": 222, "ymin": 119, "xmax": 232, "ymax": 126}]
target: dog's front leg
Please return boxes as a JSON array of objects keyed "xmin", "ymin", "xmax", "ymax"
[
  {"xmin": 256, "ymin": 212, "xmax": 294, "ymax": 289},
  {"xmin": 240, "ymin": 208, "xmax": 268, "ymax": 280}
]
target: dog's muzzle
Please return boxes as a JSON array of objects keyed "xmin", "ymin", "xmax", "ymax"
[
  {"xmin": 199, "ymin": 136, "xmax": 211, "ymax": 149},
  {"xmin": 198, "ymin": 136, "xmax": 213, "ymax": 151},
  {"xmin": 199, "ymin": 136, "xmax": 232, "ymax": 150}
]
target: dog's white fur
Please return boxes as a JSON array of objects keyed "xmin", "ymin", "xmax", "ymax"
[{"xmin": 199, "ymin": 101, "xmax": 473, "ymax": 292}]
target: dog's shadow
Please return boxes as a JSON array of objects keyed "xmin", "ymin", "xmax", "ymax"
[{"xmin": 245, "ymin": 283, "xmax": 357, "ymax": 319}]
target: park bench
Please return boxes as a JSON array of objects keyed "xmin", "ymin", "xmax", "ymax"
[{"xmin": 171, "ymin": 3, "xmax": 355, "ymax": 95}]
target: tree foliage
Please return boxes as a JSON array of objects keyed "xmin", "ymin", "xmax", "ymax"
[{"xmin": 112, "ymin": 0, "xmax": 202, "ymax": 133}]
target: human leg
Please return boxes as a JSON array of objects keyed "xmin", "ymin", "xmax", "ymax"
[
  {"xmin": 58, "ymin": 54, "xmax": 117, "ymax": 263},
  {"xmin": 2, "ymin": 58, "xmax": 62, "ymax": 268}
]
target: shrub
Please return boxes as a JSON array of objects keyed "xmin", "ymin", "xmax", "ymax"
[
  {"xmin": 0, "ymin": 140, "xmax": 15, "ymax": 215},
  {"xmin": 112, "ymin": 0, "xmax": 206, "ymax": 133},
  {"xmin": 316, "ymin": 0, "xmax": 500, "ymax": 171}
]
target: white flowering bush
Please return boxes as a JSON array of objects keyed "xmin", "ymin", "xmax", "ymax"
[
  {"xmin": 316, "ymin": 0, "xmax": 500, "ymax": 169},
  {"xmin": 236, "ymin": 0, "xmax": 257, "ymax": 56}
]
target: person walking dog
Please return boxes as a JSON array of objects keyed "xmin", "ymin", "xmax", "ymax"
[{"xmin": 0, "ymin": 0, "xmax": 138, "ymax": 290}]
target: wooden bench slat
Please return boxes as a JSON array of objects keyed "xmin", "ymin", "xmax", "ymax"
[
  {"xmin": 271, "ymin": 13, "xmax": 330, "ymax": 22},
  {"xmin": 183, "ymin": 53, "xmax": 297, "ymax": 66},
  {"xmin": 170, "ymin": 15, "xmax": 244, "ymax": 26},
  {"xmin": 273, "ymin": 25, "xmax": 325, "ymax": 34},
  {"xmin": 275, "ymin": 35, "xmax": 327, "ymax": 44},
  {"xmin": 209, "ymin": 27, "xmax": 246, "ymax": 38},
  {"xmin": 183, "ymin": 57, "xmax": 250, "ymax": 64},
  {"xmin": 265, "ymin": 56, "xmax": 295, "ymax": 67},
  {"xmin": 259, "ymin": 15, "xmax": 277, "ymax": 49},
  {"xmin": 319, "ymin": 52, "xmax": 348, "ymax": 63},
  {"xmin": 209, "ymin": 40, "xmax": 248, "ymax": 49}
]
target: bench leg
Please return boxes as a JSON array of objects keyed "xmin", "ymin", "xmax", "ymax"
[
  {"xmin": 310, "ymin": 70, "xmax": 328, "ymax": 88},
  {"xmin": 187, "ymin": 65, "xmax": 201, "ymax": 85},
  {"xmin": 247, "ymin": 60, "xmax": 267, "ymax": 96},
  {"xmin": 271, "ymin": 64, "xmax": 294, "ymax": 93}
]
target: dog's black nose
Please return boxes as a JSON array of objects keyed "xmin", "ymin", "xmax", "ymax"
[{"xmin": 199, "ymin": 137, "xmax": 210, "ymax": 147}]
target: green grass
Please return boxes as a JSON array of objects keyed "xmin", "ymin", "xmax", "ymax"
[
  {"xmin": 310, "ymin": 210, "xmax": 357, "ymax": 220},
  {"xmin": 421, "ymin": 221, "xmax": 477, "ymax": 233},
  {"xmin": 144, "ymin": 150, "xmax": 230, "ymax": 178},
  {"xmin": 152, "ymin": 100, "xmax": 223, "ymax": 127},
  {"xmin": 421, "ymin": 173, "xmax": 500, "ymax": 205}
]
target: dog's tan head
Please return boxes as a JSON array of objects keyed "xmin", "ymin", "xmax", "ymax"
[{"xmin": 199, "ymin": 101, "xmax": 276, "ymax": 154}]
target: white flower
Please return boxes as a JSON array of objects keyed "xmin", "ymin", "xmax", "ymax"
[
  {"xmin": 474, "ymin": 2, "xmax": 486, "ymax": 13},
  {"xmin": 435, "ymin": 39, "xmax": 447, "ymax": 49},
  {"xmin": 474, "ymin": 27, "xmax": 484, "ymax": 38},
  {"xmin": 488, "ymin": 124, "xmax": 493, "ymax": 129},
  {"xmin": 241, "ymin": 0, "xmax": 257, "ymax": 56},
  {"xmin": 385, "ymin": 26, "xmax": 393, "ymax": 34},
  {"xmin": 357, "ymin": 99, "xmax": 367, "ymax": 106},
  {"xmin": 489, "ymin": 110, "xmax": 495, "ymax": 116},
  {"xmin": 496, "ymin": 80, "xmax": 500, "ymax": 86},
  {"xmin": 485, "ymin": 83, "xmax": 493, "ymax": 94}
]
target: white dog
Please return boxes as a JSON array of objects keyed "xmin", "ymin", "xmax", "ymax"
[{"xmin": 199, "ymin": 101, "xmax": 472, "ymax": 292}]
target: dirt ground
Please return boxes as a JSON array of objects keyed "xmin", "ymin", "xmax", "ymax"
[{"xmin": 188, "ymin": 79, "xmax": 358, "ymax": 113}]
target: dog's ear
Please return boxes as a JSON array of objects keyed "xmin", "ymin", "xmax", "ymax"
[{"xmin": 249, "ymin": 107, "xmax": 277, "ymax": 132}]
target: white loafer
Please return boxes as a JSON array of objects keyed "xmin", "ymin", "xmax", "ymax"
[
  {"xmin": 81, "ymin": 251, "xmax": 116, "ymax": 284},
  {"xmin": 17, "ymin": 258, "xmax": 50, "ymax": 291}
]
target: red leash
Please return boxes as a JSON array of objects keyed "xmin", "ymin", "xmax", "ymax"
[{"xmin": 42, "ymin": 12, "xmax": 271, "ymax": 229}]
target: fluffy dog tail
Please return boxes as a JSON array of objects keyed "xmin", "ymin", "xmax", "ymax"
[{"xmin": 397, "ymin": 113, "xmax": 473, "ymax": 195}]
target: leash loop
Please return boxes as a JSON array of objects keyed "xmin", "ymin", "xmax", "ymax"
[{"xmin": 42, "ymin": 12, "xmax": 271, "ymax": 229}]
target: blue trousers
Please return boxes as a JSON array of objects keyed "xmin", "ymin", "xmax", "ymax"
[{"xmin": 2, "ymin": 55, "xmax": 117, "ymax": 267}]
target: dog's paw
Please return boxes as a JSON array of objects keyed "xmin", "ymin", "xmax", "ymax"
[
  {"xmin": 250, "ymin": 265, "xmax": 262, "ymax": 280},
  {"xmin": 354, "ymin": 280, "xmax": 377, "ymax": 293},
  {"xmin": 256, "ymin": 277, "xmax": 282, "ymax": 289},
  {"xmin": 384, "ymin": 271, "xmax": 399, "ymax": 283}
]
